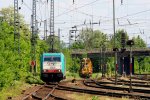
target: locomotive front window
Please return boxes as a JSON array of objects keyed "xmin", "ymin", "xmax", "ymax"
[{"xmin": 44, "ymin": 57, "xmax": 61, "ymax": 62}]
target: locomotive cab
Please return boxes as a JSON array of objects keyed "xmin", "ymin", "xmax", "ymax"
[{"xmin": 40, "ymin": 53, "xmax": 66, "ymax": 82}]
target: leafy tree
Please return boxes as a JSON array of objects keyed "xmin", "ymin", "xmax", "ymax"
[
  {"xmin": 69, "ymin": 57, "xmax": 80, "ymax": 73},
  {"xmin": 0, "ymin": 7, "xmax": 44, "ymax": 93},
  {"xmin": 132, "ymin": 35, "xmax": 146, "ymax": 48},
  {"xmin": 46, "ymin": 35, "xmax": 61, "ymax": 52},
  {"xmin": 109, "ymin": 29, "xmax": 129, "ymax": 48},
  {"xmin": 78, "ymin": 29, "xmax": 107, "ymax": 49},
  {"xmin": 70, "ymin": 41, "xmax": 85, "ymax": 49}
]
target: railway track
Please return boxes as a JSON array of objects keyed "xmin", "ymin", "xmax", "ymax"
[
  {"xmin": 94, "ymin": 77, "xmax": 150, "ymax": 88},
  {"xmin": 22, "ymin": 79, "xmax": 150, "ymax": 100},
  {"xmin": 132, "ymin": 74, "xmax": 150, "ymax": 81},
  {"xmin": 46, "ymin": 80, "xmax": 150, "ymax": 99},
  {"xmin": 84, "ymin": 79, "xmax": 150, "ymax": 93},
  {"xmin": 108, "ymin": 78, "xmax": 150, "ymax": 84},
  {"xmin": 23, "ymin": 83, "xmax": 66, "ymax": 100},
  {"xmin": 95, "ymin": 80, "xmax": 150, "ymax": 88}
]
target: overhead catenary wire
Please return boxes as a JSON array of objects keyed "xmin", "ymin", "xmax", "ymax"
[
  {"xmin": 18, "ymin": 0, "xmax": 150, "ymax": 45},
  {"xmin": 55, "ymin": 0, "xmax": 102, "ymax": 17},
  {"xmin": 24, "ymin": 0, "xmax": 150, "ymax": 31}
]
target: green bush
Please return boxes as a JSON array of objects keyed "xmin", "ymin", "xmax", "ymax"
[
  {"xmin": 68, "ymin": 58, "xmax": 80, "ymax": 73},
  {"xmin": 25, "ymin": 74, "xmax": 44, "ymax": 84}
]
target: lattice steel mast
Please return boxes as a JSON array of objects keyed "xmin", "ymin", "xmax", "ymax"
[
  {"xmin": 50, "ymin": 0, "xmax": 54, "ymax": 52},
  {"xmin": 14, "ymin": 0, "xmax": 20, "ymax": 54},
  {"xmin": 31, "ymin": 0, "xmax": 37, "ymax": 73}
]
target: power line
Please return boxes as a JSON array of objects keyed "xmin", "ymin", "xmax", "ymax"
[
  {"xmin": 22, "ymin": 1, "xmax": 43, "ymax": 21},
  {"xmin": 56, "ymin": 3, "xmax": 111, "ymax": 19},
  {"xmin": 118, "ymin": 9, "xmax": 150, "ymax": 19},
  {"xmin": 55, "ymin": 0, "xmax": 101, "ymax": 17}
]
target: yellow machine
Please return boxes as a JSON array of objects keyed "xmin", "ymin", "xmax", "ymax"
[{"xmin": 79, "ymin": 58, "xmax": 93, "ymax": 78}]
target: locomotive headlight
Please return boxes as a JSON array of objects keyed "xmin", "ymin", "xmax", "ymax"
[{"xmin": 43, "ymin": 69, "xmax": 46, "ymax": 72}]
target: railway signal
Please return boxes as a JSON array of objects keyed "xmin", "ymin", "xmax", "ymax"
[
  {"xmin": 127, "ymin": 39, "xmax": 134, "ymax": 92},
  {"xmin": 121, "ymin": 32, "xmax": 126, "ymax": 49}
]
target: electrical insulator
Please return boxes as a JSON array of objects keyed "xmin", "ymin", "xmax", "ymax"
[{"xmin": 70, "ymin": 35, "xmax": 74, "ymax": 38}]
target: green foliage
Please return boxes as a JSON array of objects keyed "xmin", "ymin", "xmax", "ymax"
[
  {"xmin": 62, "ymin": 49, "xmax": 72, "ymax": 71},
  {"xmin": 70, "ymin": 41, "xmax": 85, "ymax": 49},
  {"xmin": 78, "ymin": 29, "xmax": 107, "ymax": 49},
  {"xmin": 25, "ymin": 74, "xmax": 43, "ymax": 84},
  {"xmin": 0, "ymin": 7, "xmax": 47, "ymax": 94},
  {"xmin": 66, "ymin": 71, "xmax": 80, "ymax": 79},
  {"xmin": 68, "ymin": 58, "xmax": 80, "ymax": 73},
  {"xmin": 110, "ymin": 29, "xmax": 129, "ymax": 48},
  {"xmin": 46, "ymin": 35, "xmax": 61, "ymax": 52},
  {"xmin": 92, "ymin": 96, "xmax": 99, "ymax": 100},
  {"xmin": 132, "ymin": 35, "xmax": 146, "ymax": 48},
  {"xmin": 137, "ymin": 56, "xmax": 150, "ymax": 73},
  {"xmin": 82, "ymin": 52, "xmax": 87, "ymax": 58}
]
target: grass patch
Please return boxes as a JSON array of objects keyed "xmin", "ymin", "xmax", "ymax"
[
  {"xmin": 66, "ymin": 72, "xmax": 103, "ymax": 79},
  {"xmin": 0, "ymin": 81, "xmax": 31, "ymax": 100},
  {"xmin": 91, "ymin": 73, "xmax": 102, "ymax": 79},
  {"xmin": 66, "ymin": 71, "xmax": 81, "ymax": 79}
]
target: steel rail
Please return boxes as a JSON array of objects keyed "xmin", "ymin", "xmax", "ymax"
[
  {"xmin": 108, "ymin": 78, "xmax": 150, "ymax": 84},
  {"xmin": 83, "ymin": 80, "xmax": 150, "ymax": 99},
  {"xmin": 22, "ymin": 85, "xmax": 44, "ymax": 100},
  {"xmin": 86, "ymin": 80, "xmax": 150, "ymax": 88},
  {"xmin": 45, "ymin": 82, "xmax": 150, "ymax": 99},
  {"xmin": 23, "ymin": 83, "xmax": 66, "ymax": 100}
]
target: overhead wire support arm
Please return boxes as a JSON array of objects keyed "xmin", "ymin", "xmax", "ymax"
[{"xmin": 14, "ymin": 0, "xmax": 20, "ymax": 54}]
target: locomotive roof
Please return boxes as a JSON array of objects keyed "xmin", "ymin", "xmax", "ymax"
[{"xmin": 43, "ymin": 53, "xmax": 64, "ymax": 56}]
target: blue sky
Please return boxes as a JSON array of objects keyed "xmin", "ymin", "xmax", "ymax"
[{"xmin": 1, "ymin": 0, "xmax": 150, "ymax": 45}]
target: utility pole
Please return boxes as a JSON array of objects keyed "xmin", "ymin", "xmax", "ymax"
[
  {"xmin": 31, "ymin": 0, "xmax": 37, "ymax": 73},
  {"xmin": 69, "ymin": 30, "xmax": 71, "ymax": 49},
  {"xmin": 113, "ymin": 0, "xmax": 118, "ymax": 85},
  {"xmin": 58, "ymin": 28, "xmax": 61, "ymax": 50},
  {"xmin": 44, "ymin": 20, "xmax": 47, "ymax": 40},
  {"xmin": 99, "ymin": 45, "xmax": 102, "ymax": 75},
  {"xmin": 14, "ymin": 0, "xmax": 20, "ymax": 54},
  {"xmin": 50, "ymin": 0, "xmax": 55, "ymax": 52},
  {"xmin": 100, "ymin": 47, "xmax": 102, "ymax": 75}
]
